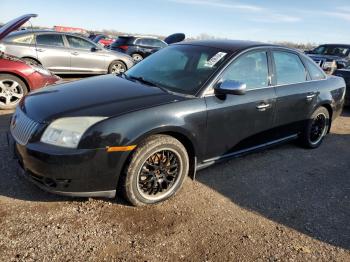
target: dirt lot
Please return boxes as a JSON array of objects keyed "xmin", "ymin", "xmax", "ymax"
[{"xmin": 0, "ymin": 99, "xmax": 349, "ymax": 261}]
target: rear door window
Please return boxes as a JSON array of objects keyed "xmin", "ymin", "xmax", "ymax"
[
  {"xmin": 36, "ymin": 34, "xmax": 65, "ymax": 47},
  {"xmin": 273, "ymin": 51, "xmax": 307, "ymax": 85}
]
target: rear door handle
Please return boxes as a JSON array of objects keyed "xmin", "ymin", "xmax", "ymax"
[
  {"xmin": 36, "ymin": 48, "xmax": 45, "ymax": 52},
  {"xmin": 256, "ymin": 103, "xmax": 271, "ymax": 111},
  {"xmin": 71, "ymin": 51, "xmax": 79, "ymax": 56}
]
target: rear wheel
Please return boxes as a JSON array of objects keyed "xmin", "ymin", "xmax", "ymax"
[
  {"xmin": 122, "ymin": 135, "xmax": 189, "ymax": 206},
  {"xmin": 0, "ymin": 74, "xmax": 28, "ymax": 110},
  {"xmin": 131, "ymin": 53, "xmax": 143, "ymax": 63},
  {"xmin": 108, "ymin": 61, "xmax": 127, "ymax": 74},
  {"xmin": 299, "ymin": 107, "xmax": 330, "ymax": 148}
]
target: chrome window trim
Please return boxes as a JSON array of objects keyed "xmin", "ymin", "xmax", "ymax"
[
  {"xmin": 203, "ymin": 77, "xmax": 328, "ymax": 97},
  {"xmin": 201, "ymin": 46, "xmax": 328, "ymax": 97}
]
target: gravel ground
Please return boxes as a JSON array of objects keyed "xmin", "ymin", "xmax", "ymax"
[{"xmin": 0, "ymin": 103, "xmax": 349, "ymax": 261}]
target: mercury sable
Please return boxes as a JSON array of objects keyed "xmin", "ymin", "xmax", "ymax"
[{"xmin": 9, "ymin": 40, "xmax": 346, "ymax": 206}]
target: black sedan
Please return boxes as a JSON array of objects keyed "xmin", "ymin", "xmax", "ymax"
[
  {"xmin": 9, "ymin": 40, "xmax": 346, "ymax": 206},
  {"xmin": 334, "ymin": 66, "xmax": 350, "ymax": 106}
]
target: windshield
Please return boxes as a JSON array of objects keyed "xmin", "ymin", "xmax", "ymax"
[
  {"xmin": 313, "ymin": 45, "xmax": 350, "ymax": 57},
  {"xmin": 125, "ymin": 45, "xmax": 231, "ymax": 95}
]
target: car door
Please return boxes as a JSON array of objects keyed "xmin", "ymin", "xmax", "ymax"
[
  {"xmin": 35, "ymin": 33, "xmax": 71, "ymax": 73},
  {"xmin": 204, "ymin": 49, "xmax": 277, "ymax": 160},
  {"xmin": 65, "ymin": 34, "xmax": 106, "ymax": 73},
  {"xmin": 271, "ymin": 49, "xmax": 319, "ymax": 137}
]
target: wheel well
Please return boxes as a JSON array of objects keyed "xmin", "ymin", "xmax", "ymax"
[
  {"xmin": 160, "ymin": 131, "xmax": 197, "ymax": 179},
  {"xmin": 0, "ymin": 72, "xmax": 30, "ymax": 92},
  {"xmin": 22, "ymin": 57, "xmax": 41, "ymax": 65},
  {"xmin": 116, "ymin": 131, "xmax": 197, "ymax": 193},
  {"xmin": 320, "ymin": 104, "xmax": 333, "ymax": 132}
]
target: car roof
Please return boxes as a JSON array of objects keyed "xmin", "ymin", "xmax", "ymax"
[
  {"xmin": 6, "ymin": 29, "xmax": 86, "ymax": 36},
  {"xmin": 119, "ymin": 35, "xmax": 159, "ymax": 39},
  {"xmin": 175, "ymin": 40, "xmax": 280, "ymax": 52},
  {"xmin": 318, "ymin": 44, "xmax": 350, "ymax": 48}
]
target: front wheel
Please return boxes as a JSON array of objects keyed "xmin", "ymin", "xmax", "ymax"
[
  {"xmin": 299, "ymin": 106, "xmax": 330, "ymax": 148},
  {"xmin": 108, "ymin": 61, "xmax": 127, "ymax": 74},
  {"xmin": 0, "ymin": 74, "xmax": 28, "ymax": 110},
  {"xmin": 122, "ymin": 135, "xmax": 189, "ymax": 206}
]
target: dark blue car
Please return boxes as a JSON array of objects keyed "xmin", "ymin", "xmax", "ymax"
[
  {"xmin": 306, "ymin": 44, "xmax": 350, "ymax": 74},
  {"xmin": 109, "ymin": 33, "xmax": 185, "ymax": 62}
]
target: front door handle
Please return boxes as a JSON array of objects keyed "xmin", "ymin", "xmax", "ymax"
[
  {"xmin": 71, "ymin": 51, "xmax": 79, "ymax": 56},
  {"xmin": 256, "ymin": 103, "xmax": 271, "ymax": 111},
  {"xmin": 306, "ymin": 93, "xmax": 316, "ymax": 101}
]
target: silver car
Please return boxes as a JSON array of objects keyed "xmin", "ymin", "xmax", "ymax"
[{"xmin": 1, "ymin": 30, "xmax": 134, "ymax": 74}]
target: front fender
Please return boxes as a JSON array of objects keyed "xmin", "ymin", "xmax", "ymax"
[{"xmin": 79, "ymin": 98, "xmax": 208, "ymax": 160}]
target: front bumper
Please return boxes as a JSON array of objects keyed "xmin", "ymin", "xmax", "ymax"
[{"xmin": 8, "ymin": 133, "xmax": 129, "ymax": 198}]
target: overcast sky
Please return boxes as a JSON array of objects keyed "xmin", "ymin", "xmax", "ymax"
[{"xmin": 2, "ymin": 0, "xmax": 350, "ymax": 44}]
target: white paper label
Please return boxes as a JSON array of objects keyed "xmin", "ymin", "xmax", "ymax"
[{"xmin": 204, "ymin": 52, "xmax": 227, "ymax": 68}]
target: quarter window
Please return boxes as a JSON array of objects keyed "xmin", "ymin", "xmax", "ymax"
[
  {"xmin": 36, "ymin": 34, "xmax": 65, "ymax": 47},
  {"xmin": 273, "ymin": 51, "xmax": 307, "ymax": 85},
  {"xmin": 66, "ymin": 35, "xmax": 95, "ymax": 50},
  {"xmin": 6, "ymin": 34, "xmax": 34, "ymax": 44},
  {"xmin": 303, "ymin": 58, "xmax": 326, "ymax": 80},
  {"xmin": 220, "ymin": 51, "xmax": 269, "ymax": 90}
]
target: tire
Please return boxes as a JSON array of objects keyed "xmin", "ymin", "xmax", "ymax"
[
  {"xmin": 22, "ymin": 58, "xmax": 41, "ymax": 66},
  {"xmin": 108, "ymin": 60, "xmax": 127, "ymax": 74},
  {"xmin": 131, "ymin": 53, "xmax": 143, "ymax": 63},
  {"xmin": 0, "ymin": 74, "xmax": 28, "ymax": 110},
  {"xmin": 299, "ymin": 106, "xmax": 330, "ymax": 148},
  {"xmin": 121, "ymin": 135, "xmax": 189, "ymax": 206}
]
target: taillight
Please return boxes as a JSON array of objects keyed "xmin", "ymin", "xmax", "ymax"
[{"xmin": 119, "ymin": 45, "xmax": 129, "ymax": 51}]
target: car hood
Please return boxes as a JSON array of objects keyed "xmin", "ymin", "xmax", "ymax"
[
  {"xmin": 0, "ymin": 14, "xmax": 37, "ymax": 40},
  {"xmin": 20, "ymin": 74, "xmax": 184, "ymax": 123},
  {"xmin": 308, "ymin": 54, "xmax": 348, "ymax": 62}
]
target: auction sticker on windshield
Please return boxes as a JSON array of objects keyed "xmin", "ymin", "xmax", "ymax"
[{"xmin": 204, "ymin": 52, "xmax": 227, "ymax": 68}]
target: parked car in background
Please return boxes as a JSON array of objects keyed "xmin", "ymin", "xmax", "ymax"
[
  {"xmin": 109, "ymin": 33, "xmax": 185, "ymax": 62},
  {"xmin": 9, "ymin": 40, "xmax": 346, "ymax": 205},
  {"xmin": 92, "ymin": 35, "xmax": 114, "ymax": 47},
  {"xmin": 305, "ymin": 44, "xmax": 350, "ymax": 74},
  {"xmin": 334, "ymin": 66, "xmax": 350, "ymax": 106},
  {"xmin": 1, "ymin": 30, "xmax": 134, "ymax": 75},
  {"xmin": 0, "ymin": 14, "xmax": 60, "ymax": 110}
]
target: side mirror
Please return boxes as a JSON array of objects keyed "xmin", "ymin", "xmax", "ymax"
[{"xmin": 214, "ymin": 80, "xmax": 246, "ymax": 95}]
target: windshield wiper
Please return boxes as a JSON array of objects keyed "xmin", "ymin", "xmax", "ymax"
[{"xmin": 128, "ymin": 75, "xmax": 168, "ymax": 92}]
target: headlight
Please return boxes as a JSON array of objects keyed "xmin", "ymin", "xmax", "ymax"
[
  {"xmin": 41, "ymin": 117, "xmax": 107, "ymax": 148},
  {"xmin": 30, "ymin": 64, "xmax": 52, "ymax": 76}
]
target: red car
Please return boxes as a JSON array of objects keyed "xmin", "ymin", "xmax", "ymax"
[{"xmin": 0, "ymin": 14, "xmax": 60, "ymax": 110}]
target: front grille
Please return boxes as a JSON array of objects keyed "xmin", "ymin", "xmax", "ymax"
[{"xmin": 10, "ymin": 108, "xmax": 40, "ymax": 145}]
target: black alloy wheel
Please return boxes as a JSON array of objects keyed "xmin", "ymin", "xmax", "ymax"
[{"xmin": 121, "ymin": 135, "xmax": 189, "ymax": 206}]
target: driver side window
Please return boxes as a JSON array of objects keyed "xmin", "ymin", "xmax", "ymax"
[
  {"xmin": 220, "ymin": 51, "xmax": 269, "ymax": 90},
  {"xmin": 66, "ymin": 35, "xmax": 95, "ymax": 50}
]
